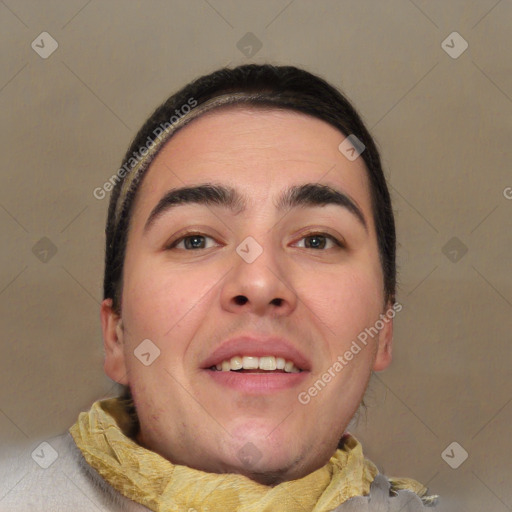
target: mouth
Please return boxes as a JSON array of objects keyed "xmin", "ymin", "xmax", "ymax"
[
  {"xmin": 200, "ymin": 335, "xmax": 311, "ymax": 393},
  {"xmin": 208, "ymin": 355, "xmax": 304, "ymax": 374},
  {"xmin": 203, "ymin": 353, "xmax": 309, "ymax": 393},
  {"xmin": 201, "ymin": 335, "xmax": 312, "ymax": 373}
]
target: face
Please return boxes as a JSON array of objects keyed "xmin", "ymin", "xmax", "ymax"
[{"xmin": 101, "ymin": 107, "xmax": 393, "ymax": 485}]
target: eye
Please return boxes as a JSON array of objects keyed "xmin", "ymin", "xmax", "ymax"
[
  {"xmin": 166, "ymin": 231, "xmax": 345, "ymax": 251},
  {"xmin": 167, "ymin": 232, "xmax": 218, "ymax": 250},
  {"xmin": 293, "ymin": 232, "xmax": 344, "ymax": 250}
]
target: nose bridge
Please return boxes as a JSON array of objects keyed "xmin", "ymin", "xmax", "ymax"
[
  {"xmin": 233, "ymin": 198, "xmax": 283, "ymax": 268},
  {"xmin": 235, "ymin": 227, "xmax": 284, "ymax": 286},
  {"xmin": 220, "ymin": 226, "xmax": 298, "ymax": 315}
]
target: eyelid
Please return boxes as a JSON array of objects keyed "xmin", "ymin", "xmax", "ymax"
[
  {"xmin": 166, "ymin": 229, "xmax": 346, "ymax": 251},
  {"xmin": 165, "ymin": 230, "xmax": 220, "ymax": 250},
  {"xmin": 292, "ymin": 230, "xmax": 346, "ymax": 249}
]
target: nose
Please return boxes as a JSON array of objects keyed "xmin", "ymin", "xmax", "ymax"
[{"xmin": 220, "ymin": 236, "xmax": 298, "ymax": 317}]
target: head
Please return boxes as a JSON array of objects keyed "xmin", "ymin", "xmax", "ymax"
[{"xmin": 100, "ymin": 64, "xmax": 396, "ymax": 485}]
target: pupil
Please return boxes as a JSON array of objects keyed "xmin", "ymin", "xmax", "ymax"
[
  {"xmin": 186, "ymin": 235, "xmax": 204, "ymax": 249},
  {"xmin": 307, "ymin": 235, "xmax": 325, "ymax": 249}
]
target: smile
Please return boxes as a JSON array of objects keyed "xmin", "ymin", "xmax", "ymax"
[{"xmin": 210, "ymin": 355, "xmax": 303, "ymax": 373}]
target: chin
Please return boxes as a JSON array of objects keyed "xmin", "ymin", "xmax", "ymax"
[
  {"xmin": 236, "ymin": 466, "xmax": 295, "ymax": 487},
  {"xmin": 221, "ymin": 433, "xmax": 306, "ymax": 481},
  {"xmin": 222, "ymin": 450, "xmax": 303, "ymax": 486}
]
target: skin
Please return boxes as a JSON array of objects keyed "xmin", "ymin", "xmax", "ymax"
[{"xmin": 101, "ymin": 107, "xmax": 393, "ymax": 486}]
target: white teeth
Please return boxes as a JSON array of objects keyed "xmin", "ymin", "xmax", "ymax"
[
  {"xmin": 284, "ymin": 360, "xmax": 295, "ymax": 372},
  {"xmin": 259, "ymin": 356, "xmax": 276, "ymax": 371},
  {"xmin": 213, "ymin": 355, "xmax": 302, "ymax": 373},
  {"xmin": 242, "ymin": 356, "xmax": 259, "ymax": 369},
  {"xmin": 230, "ymin": 356, "xmax": 243, "ymax": 370}
]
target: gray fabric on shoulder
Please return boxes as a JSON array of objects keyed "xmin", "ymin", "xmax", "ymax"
[
  {"xmin": 0, "ymin": 431, "xmax": 148, "ymax": 511},
  {"xmin": 331, "ymin": 473, "xmax": 440, "ymax": 511}
]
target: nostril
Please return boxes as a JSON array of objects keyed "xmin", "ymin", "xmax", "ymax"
[{"xmin": 234, "ymin": 295, "xmax": 248, "ymax": 305}]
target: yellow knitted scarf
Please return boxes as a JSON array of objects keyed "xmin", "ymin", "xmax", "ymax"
[{"xmin": 69, "ymin": 397, "xmax": 428, "ymax": 511}]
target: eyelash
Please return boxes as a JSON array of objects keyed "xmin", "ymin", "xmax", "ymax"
[{"xmin": 166, "ymin": 231, "xmax": 345, "ymax": 251}]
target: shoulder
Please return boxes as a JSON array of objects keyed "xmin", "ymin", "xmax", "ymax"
[
  {"xmin": 332, "ymin": 473, "xmax": 441, "ymax": 511},
  {"xmin": 0, "ymin": 432, "xmax": 148, "ymax": 512}
]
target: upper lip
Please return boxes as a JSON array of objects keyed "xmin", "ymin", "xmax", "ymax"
[{"xmin": 201, "ymin": 334, "xmax": 312, "ymax": 371}]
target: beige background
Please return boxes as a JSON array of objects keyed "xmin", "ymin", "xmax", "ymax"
[{"xmin": 1, "ymin": 1, "xmax": 511, "ymax": 510}]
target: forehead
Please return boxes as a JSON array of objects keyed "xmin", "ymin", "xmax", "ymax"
[{"xmin": 131, "ymin": 106, "xmax": 374, "ymax": 228}]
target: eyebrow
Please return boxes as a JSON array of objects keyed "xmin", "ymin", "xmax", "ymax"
[{"xmin": 143, "ymin": 183, "xmax": 368, "ymax": 234}]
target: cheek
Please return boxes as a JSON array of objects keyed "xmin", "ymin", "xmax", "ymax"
[
  {"xmin": 122, "ymin": 257, "xmax": 215, "ymax": 341},
  {"xmin": 305, "ymin": 266, "xmax": 383, "ymax": 345}
]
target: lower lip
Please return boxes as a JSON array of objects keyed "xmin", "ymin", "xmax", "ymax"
[{"xmin": 204, "ymin": 369, "xmax": 309, "ymax": 393}]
